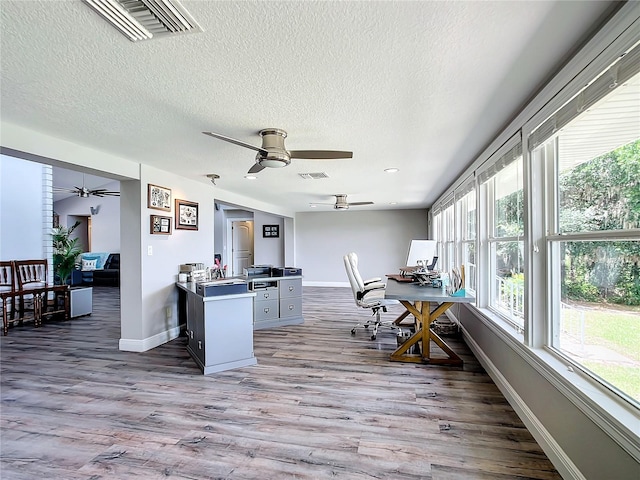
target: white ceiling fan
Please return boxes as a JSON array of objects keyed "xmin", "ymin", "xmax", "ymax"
[
  {"xmin": 313, "ymin": 194, "xmax": 374, "ymax": 210},
  {"xmin": 202, "ymin": 128, "xmax": 353, "ymax": 174},
  {"xmin": 53, "ymin": 174, "xmax": 119, "ymax": 198}
]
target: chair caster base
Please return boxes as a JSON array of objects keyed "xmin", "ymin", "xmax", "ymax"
[
  {"xmin": 351, "ymin": 328, "xmax": 356, "ymax": 335},
  {"xmin": 371, "ymin": 335, "xmax": 376, "ymax": 340}
]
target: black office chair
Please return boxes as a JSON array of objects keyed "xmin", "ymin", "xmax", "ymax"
[{"xmin": 343, "ymin": 252, "xmax": 398, "ymax": 340}]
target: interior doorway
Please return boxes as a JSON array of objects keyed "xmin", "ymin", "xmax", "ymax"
[
  {"xmin": 230, "ymin": 220, "xmax": 254, "ymax": 276},
  {"xmin": 68, "ymin": 215, "xmax": 91, "ymax": 253}
]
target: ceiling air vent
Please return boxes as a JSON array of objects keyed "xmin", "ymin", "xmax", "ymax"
[
  {"xmin": 298, "ymin": 172, "xmax": 329, "ymax": 180},
  {"xmin": 83, "ymin": 0, "xmax": 202, "ymax": 42}
]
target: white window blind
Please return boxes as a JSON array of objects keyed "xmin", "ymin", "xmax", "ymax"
[
  {"xmin": 477, "ymin": 133, "xmax": 523, "ymax": 185},
  {"xmin": 454, "ymin": 174, "xmax": 476, "ymax": 201},
  {"xmin": 441, "ymin": 193, "xmax": 455, "ymax": 211},
  {"xmin": 529, "ymin": 41, "xmax": 640, "ymax": 149}
]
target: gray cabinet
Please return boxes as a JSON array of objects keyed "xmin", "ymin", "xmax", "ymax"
[
  {"xmin": 249, "ymin": 276, "xmax": 303, "ymax": 330},
  {"xmin": 254, "ymin": 285, "xmax": 279, "ymax": 326},
  {"xmin": 178, "ymin": 283, "xmax": 257, "ymax": 375},
  {"xmin": 279, "ymin": 278, "xmax": 302, "ymax": 319}
]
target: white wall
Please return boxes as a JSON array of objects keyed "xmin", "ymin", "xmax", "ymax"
[
  {"xmin": 53, "ymin": 180, "xmax": 121, "ymax": 253},
  {"xmin": 0, "ymin": 155, "xmax": 50, "ymax": 261},
  {"xmin": 296, "ymin": 209, "xmax": 429, "ymax": 285}
]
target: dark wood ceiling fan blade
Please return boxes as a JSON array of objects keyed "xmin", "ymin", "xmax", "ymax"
[
  {"xmin": 289, "ymin": 150, "xmax": 352, "ymax": 159},
  {"xmin": 247, "ymin": 163, "xmax": 265, "ymax": 174},
  {"xmin": 203, "ymin": 131, "xmax": 268, "ymax": 155},
  {"xmin": 91, "ymin": 191, "xmax": 120, "ymax": 196}
]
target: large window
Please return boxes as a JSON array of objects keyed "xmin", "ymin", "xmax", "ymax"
[
  {"xmin": 455, "ymin": 183, "xmax": 476, "ymax": 295},
  {"xmin": 441, "ymin": 199, "xmax": 455, "ymax": 273},
  {"xmin": 536, "ymin": 69, "xmax": 640, "ymax": 404},
  {"xmin": 429, "ymin": 8, "xmax": 639, "ymax": 462},
  {"xmin": 479, "ymin": 146, "xmax": 525, "ymax": 330}
]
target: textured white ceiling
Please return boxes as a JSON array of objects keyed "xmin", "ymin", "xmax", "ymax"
[{"xmin": 0, "ymin": 1, "xmax": 617, "ymax": 212}]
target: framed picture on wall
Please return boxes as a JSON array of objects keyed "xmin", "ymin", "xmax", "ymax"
[
  {"xmin": 150, "ymin": 215, "xmax": 172, "ymax": 235},
  {"xmin": 263, "ymin": 224, "xmax": 279, "ymax": 238},
  {"xmin": 148, "ymin": 184, "xmax": 171, "ymax": 211},
  {"xmin": 175, "ymin": 199, "xmax": 198, "ymax": 230}
]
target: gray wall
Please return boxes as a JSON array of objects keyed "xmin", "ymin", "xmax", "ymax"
[
  {"xmin": 296, "ymin": 209, "xmax": 428, "ymax": 285},
  {"xmin": 253, "ymin": 211, "xmax": 284, "ymax": 266}
]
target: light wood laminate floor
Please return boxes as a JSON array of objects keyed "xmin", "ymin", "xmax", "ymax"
[{"xmin": 1, "ymin": 286, "xmax": 561, "ymax": 479}]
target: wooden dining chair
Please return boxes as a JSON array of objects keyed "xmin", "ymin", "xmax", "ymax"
[
  {"xmin": 14, "ymin": 259, "xmax": 48, "ymax": 327},
  {"xmin": 0, "ymin": 260, "xmax": 16, "ymax": 335},
  {"xmin": 14, "ymin": 259, "xmax": 69, "ymax": 327}
]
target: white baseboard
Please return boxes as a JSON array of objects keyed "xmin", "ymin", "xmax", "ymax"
[
  {"xmin": 119, "ymin": 325, "xmax": 182, "ymax": 352},
  {"xmin": 461, "ymin": 328, "xmax": 586, "ymax": 480}
]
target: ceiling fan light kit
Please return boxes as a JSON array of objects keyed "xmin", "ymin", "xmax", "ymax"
[{"xmin": 202, "ymin": 128, "xmax": 353, "ymax": 175}]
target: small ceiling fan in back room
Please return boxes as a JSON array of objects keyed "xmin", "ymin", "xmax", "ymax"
[
  {"xmin": 202, "ymin": 128, "xmax": 353, "ymax": 174},
  {"xmin": 53, "ymin": 174, "xmax": 119, "ymax": 198},
  {"xmin": 312, "ymin": 194, "xmax": 374, "ymax": 210}
]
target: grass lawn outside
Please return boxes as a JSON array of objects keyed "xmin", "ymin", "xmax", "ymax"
[{"xmin": 560, "ymin": 303, "xmax": 639, "ymax": 403}]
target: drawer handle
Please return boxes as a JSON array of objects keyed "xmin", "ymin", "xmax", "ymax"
[
  {"xmin": 264, "ymin": 293, "xmax": 270, "ymax": 299},
  {"xmin": 198, "ymin": 341, "xmax": 202, "ymax": 350},
  {"xmin": 289, "ymin": 286, "xmax": 294, "ymax": 292},
  {"xmin": 288, "ymin": 304, "xmax": 294, "ymax": 310},
  {"xmin": 264, "ymin": 307, "xmax": 270, "ymax": 313}
]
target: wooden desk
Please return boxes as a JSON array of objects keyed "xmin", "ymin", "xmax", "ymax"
[{"xmin": 384, "ymin": 279, "xmax": 474, "ymax": 366}]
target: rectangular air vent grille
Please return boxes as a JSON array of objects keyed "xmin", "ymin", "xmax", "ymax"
[
  {"xmin": 84, "ymin": 0, "xmax": 202, "ymax": 42},
  {"xmin": 299, "ymin": 172, "xmax": 329, "ymax": 180}
]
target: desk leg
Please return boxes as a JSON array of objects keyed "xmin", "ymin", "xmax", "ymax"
[{"xmin": 390, "ymin": 300, "xmax": 463, "ymax": 367}]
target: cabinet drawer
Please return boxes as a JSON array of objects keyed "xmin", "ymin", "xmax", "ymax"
[
  {"xmin": 254, "ymin": 287, "xmax": 279, "ymax": 302},
  {"xmin": 279, "ymin": 297, "xmax": 302, "ymax": 318},
  {"xmin": 254, "ymin": 299, "xmax": 279, "ymax": 321},
  {"xmin": 279, "ymin": 279, "xmax": 302, "ymax": 299}
]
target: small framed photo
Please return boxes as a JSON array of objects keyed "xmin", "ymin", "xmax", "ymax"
[
  {"xmin": 175, "ymin": 199, "xmax": 199, "ymax": 230},
  {"xmin": 148, "ymin": 184, "xmax": 171, "ymax": 211},
  {"xmin": 150, "ymin": 215, "xmax": 172, "ymax": 235},
  {"xmin": 263, "ymin": 224, "xmax": 279, "ymax": 238}
]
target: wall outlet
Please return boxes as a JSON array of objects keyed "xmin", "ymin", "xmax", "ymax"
[
  {"xmin": 165, "ymin": 306, "xmax": 172, "ymax": 319},
  {"xmin": 147, "ymin": 245, "xmax": 153, "ymax": 256}
]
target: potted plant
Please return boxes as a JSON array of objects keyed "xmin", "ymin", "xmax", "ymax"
[{"xmin": 52, "ymin": 221, "xmax": 82, "ymax": 285}]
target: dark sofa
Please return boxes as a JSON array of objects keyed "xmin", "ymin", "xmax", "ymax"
[{"xmin": 92, "ymin": 254, "xmax": 120, "ymax": 287}]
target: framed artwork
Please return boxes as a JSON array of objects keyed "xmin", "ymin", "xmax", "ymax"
[
  {"xmin": 150, "ymin": 215, "xmax": 172, "ymax": 235},
  {"xmin": 148, "ymin": 184, "xmax": 171, "ymax": 211},
  {"xmin": 263, "ymin": 224, "xmax": 279, "ymax": 238},
  {"xmin": 175, "ymin": 199, "xmax": 199, "ymax": 230}
]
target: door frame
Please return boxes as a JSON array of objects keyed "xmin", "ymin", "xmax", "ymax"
[{"xmin": 226, "ymin": 216, "xmax": 254, "ymax": 275}]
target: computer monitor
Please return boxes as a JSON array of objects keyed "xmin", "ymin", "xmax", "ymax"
[{"xmin": 405, "ymin": 240, "xmax": 437, "ymax": 268}]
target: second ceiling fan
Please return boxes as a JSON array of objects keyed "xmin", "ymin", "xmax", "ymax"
[
  {"xmin": 314, "ymin": 194, "xmax": 374, "ymax": 210},
  {"xmin": 202, "ymin": 128, "xmax": 352, "ymax": 174}
]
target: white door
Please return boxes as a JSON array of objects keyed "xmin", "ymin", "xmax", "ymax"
[{"xmin": 232, "ymin": 221, "xmax": 254, "ymax": 275}]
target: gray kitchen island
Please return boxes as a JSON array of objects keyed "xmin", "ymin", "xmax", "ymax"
[{"xmin": 176, "ymin": 280, "xmax": 257, "ymax": 375}]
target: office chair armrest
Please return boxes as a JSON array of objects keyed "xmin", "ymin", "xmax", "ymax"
[
  {"xmin": 357, "ymin": 285, "xmax": 386, "ymax": 301},
  {"xmin": 363, "ymin": 277, "xmax": 382, "ymax": 285},
  {"xmin": 363, "ymin": 281, "xmax": 385, "ymax": 291}
]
